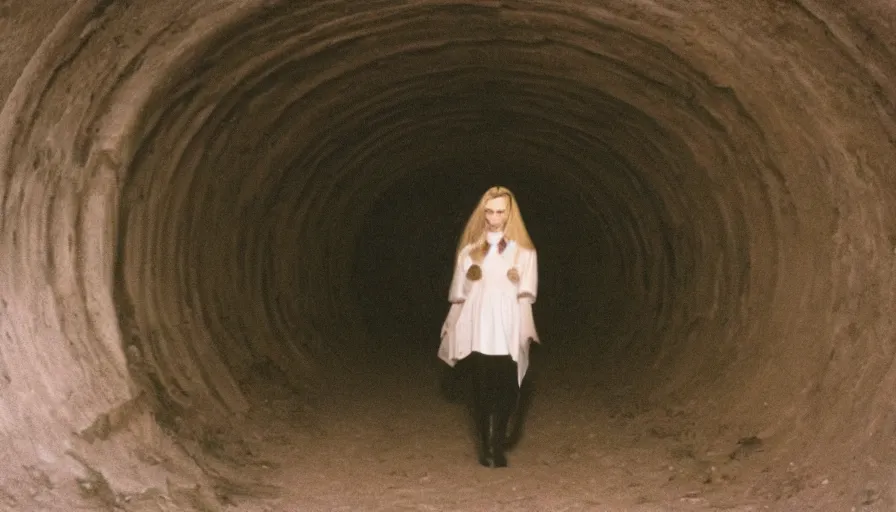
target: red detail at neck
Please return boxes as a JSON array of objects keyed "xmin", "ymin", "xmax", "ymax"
[{"xmin": 482, "ymin": 237, "xmax": 508, "ymax": 255}]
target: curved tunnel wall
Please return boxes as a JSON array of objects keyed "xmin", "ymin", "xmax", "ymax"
[{"xmin": 1, "ymin": 0, "xmax": 895, "ymax": 508}]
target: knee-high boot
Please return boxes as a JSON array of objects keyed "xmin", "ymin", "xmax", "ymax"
[
  {"xmin": 492, "ymin": 387, "xmax": 518, "ymax": 467},
  {"xmin": 473, "ymin": 374, "xmax": 494, "ymax": 467}
]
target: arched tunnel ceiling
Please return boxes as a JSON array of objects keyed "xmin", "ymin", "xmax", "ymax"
[{"xmin": 1, "ymin": 0, "xmax": 895, "ymax": 510}]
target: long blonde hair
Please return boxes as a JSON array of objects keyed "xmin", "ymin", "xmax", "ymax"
[{"xmin": 456, "ymin": 186, "xmax": 535, "ymax": 263}]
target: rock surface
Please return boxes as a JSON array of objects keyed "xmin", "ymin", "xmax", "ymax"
[{"xmin": 1, "ymin": 1, "xmax": 895, "ymax": 510}]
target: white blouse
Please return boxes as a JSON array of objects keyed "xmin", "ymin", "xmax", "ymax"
[{"xmin": 438, "ymin": 232, "xmax": 539, "ymax": 385}]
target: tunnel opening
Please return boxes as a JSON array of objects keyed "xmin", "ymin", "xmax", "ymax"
[
  {"xmin": 351, "ymin": 152, "xmax": 661, "ymax": 367},
  {"xmin": 1, "ymin": 1, "xmax": 896, "ymax": 510}
]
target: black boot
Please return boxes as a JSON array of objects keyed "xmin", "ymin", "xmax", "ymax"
[
  {"xmin": 492, "ymin": 410, "xmax": 510, "ymax": 467},
  {"xmin": 477, "ymin": 413, "xmax": 493, "ymax": 467},
  {"xmin": 492, "ymin": 374, "xmax": 519, "ymax": 468}
]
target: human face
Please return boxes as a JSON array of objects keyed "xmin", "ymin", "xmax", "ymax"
[{"xmin": 484, "ymin": 196, "xmax": 509, "ymax": 232}]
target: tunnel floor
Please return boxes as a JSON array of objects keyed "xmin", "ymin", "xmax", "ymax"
[{"xmin": 119, "ymin": 332, "xmax": 829, "ymax": 512}]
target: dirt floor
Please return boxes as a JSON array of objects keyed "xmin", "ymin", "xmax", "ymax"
[{"xmin": 117, "ymin": 342, "xmax": 857, "ymax": 512}]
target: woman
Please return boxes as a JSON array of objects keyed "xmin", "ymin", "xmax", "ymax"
[{"xmin": 438, "ymin": 185, "xmax": 540, "ymax": 467}]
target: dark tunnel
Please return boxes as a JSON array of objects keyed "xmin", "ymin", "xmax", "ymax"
[{"xmin": 1, "ymin": 1, "xmax": 895, "ymax": 510}]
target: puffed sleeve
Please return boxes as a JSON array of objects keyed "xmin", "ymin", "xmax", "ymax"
[
  {"xmin": 517, "ymin": 248, "xmax": 538, "ymax": 304},
  {"xmin": 448, "ymin": 246, "xmax": 473, "ymax": 303}
]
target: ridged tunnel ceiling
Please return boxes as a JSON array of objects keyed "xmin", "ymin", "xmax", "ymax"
[{"xmin": 1, "ymin": 0, "xmax": 895, "ymax": 510}]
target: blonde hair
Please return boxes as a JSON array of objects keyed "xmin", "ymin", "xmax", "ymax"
[{"xmin": 456, "ymin": 186, "xmax": 535, "ymax": 263}]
